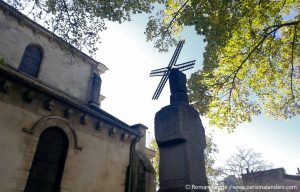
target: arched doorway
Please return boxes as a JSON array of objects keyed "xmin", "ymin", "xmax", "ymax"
[{"xmin": 24, "ymin": 127, "xmax": 68, "ymax": 192}]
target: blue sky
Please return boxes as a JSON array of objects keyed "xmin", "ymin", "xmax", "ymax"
[{"xmin": 95, "ymin": 12, "xmax": 300, "ymax": 175}]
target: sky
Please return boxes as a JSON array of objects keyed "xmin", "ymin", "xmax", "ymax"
[{"xmin": 95, "ymin": 12, "xmax": 300, "ymax": 175}]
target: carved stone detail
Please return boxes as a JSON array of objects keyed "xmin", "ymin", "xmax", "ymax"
[
  {"xmin": 63, "ymin": 107, "xmax": 73, "ymax": 119},
  {"xmin": 21, "ymin": 116, "xmax": 82, "ymax": 150},
  {"xmin": 121, "ymin": 132, "xmax": 129, "ymax": 141},
  {"xmin": 0, "ymin": 80, "xmax": 13, "ymax": 93},
  {"xmin": 43, "ymin": 99, "xmax": 55, "ymax": 110},
  {"xmin": 80, "ymin": 114, "xmax": 87, "ymax": 125},
  {"xmin": 22, "ymin": 90, "xmax": 35, "ymax": 103},
  {"xmin": 109, "ymin": 127, "xmax": 117, "ymax": 137},
  {"xmin": 95, "ymin": 121, "xmax": 102, "ymax": 131}
]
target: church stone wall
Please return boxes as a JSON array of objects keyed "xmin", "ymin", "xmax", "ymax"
[
  {"xmin": 0, "ymin": 80, "xmax": 132, "ymax": 192},
  {"xmin": 0, "ymin": 8, "xmax": 95, "ymax": 103},
  {"xmin": 0, "ymin": 3, "xmax": 147, "ymax": 192}
]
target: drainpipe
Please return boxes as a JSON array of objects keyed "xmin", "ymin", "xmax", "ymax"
[{"xmin": 126, "ymin": 135, "xmax": 140, "ymax": 192}]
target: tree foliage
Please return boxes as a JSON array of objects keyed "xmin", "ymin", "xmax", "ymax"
[
  {"xmin": 146, "ymin": 0, "xmax": 300, "ymax": 130},
  {"xmin": 149, "ymin": 138, "xmax": 160, "ymax": 187},
  {"xmin": 6, "ymin": 0, "xmax": 161, "ymax": 55},
  {"xmin": 0, "ymin": 57, "xmax": 4, "ymax": 65},
  {"xmin": 203, "ymin": 132, "xmax": 220, "ymax": 187}
]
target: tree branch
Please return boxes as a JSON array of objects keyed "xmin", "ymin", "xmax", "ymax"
[
  {"xmin": 275, "ymin": 0, "xmax": 286, "ymax": 20},
  {"xmin": 216, "ymin": 20, "xmax": 300, "ymax": 103},
  {"xmin": 290, "ymin": 24, "xmax": 297, "ymax": 100},
  {"xmin": 27, "ymin": 1, "xmax": 36, "ymax": 16},
  {"xmin": 232, "ymin": 0, "xmax": 262, "ymax": 26},
  {"xmin": 62, "ymin": 0, "xmax": 76, "ymax": 26},
  {"xmin": 159, "ymin": 0, "xmax": 190, "ymax": 37}
]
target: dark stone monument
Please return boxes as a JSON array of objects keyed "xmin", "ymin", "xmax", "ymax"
[
  {"xmin": 151, "ymin": 40, "xmax": 208, "ymax": 191},
  {"xmin": 155, "ymin": 69, "xmax": 208, "ymax": 192}
]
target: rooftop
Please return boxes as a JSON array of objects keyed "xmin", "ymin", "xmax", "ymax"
[{"xmin": 242, "ymin": 168, "xmax": 300, "ymax": 181}]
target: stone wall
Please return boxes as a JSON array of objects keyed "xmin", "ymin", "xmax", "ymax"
[
  {"xmin": 242, "ymin": 168, "xmax": 300, "ymax": 192},
  {"xmin": 131, "ymin": 124, "xmax": 156, "ymax": 192},
  {"xmin": 0, "ymin": 75, "xmax": 133, "ymax": 192},
  {"xmin": 0, "ymin": 5, "xmax": 107, "ymax": 103}
]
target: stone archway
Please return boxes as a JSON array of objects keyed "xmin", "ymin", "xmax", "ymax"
[
  {"xmin": 23, "ymin": 115, "xmax": 82, "ymax": 150},
  {"xmin": 21, "ymin": 116, "xmax": 82, "ymax": 191}
]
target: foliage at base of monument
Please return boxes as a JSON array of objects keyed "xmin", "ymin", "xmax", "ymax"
[
  {"xmin": 149, "ymin": 133, "xmax": 219, "ymax": 188},
  {"xmin": 0, "ymin": 57, "xmax": 4, "ymax": 65},
  {"xmin": 146, "ymin": 0, "xmax": 300, "ymax": 131},
  {"xmin": 217, "ymin": 147, "xmax": 273, "ymax": 189},
  {"xmin": 204, "ymin": 132, "xmax": 221, "ymax": 187},
  {"xmin": 5, "ymin": 0, "xmax": 161, "ymax": 56},
  {"xmin": 149, "ymin": 138, "xmax": 160, "ymax": 187}
]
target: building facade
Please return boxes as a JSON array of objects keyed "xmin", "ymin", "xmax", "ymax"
[
  {"xmin": 0, "ymin": 1, "xmax": 155, "ymax": 192},
  {"xmin": 242, "ymin": 168, "xmax": 300, "ymax": 192}
]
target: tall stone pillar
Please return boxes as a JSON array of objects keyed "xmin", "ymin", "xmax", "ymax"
[
  {"xmin": 89, "ymin": 70, "xmax": 102, "ymax": 106},
  {"xmin": 155, "ymin": 69, "xmax": 208, "ymax": 192}
]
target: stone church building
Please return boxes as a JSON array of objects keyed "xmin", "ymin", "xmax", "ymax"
[{"xmin": 0, "ymin": 1, "xmax": 155, "ymax": 192}]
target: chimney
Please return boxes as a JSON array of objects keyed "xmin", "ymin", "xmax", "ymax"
[
  {"xmin": 246, "ymin": 168, "xmax": 250, "ymax": 174},
  {"xmin": 130, "ymin": 124, "xmax": 148, "ymax": 152}
]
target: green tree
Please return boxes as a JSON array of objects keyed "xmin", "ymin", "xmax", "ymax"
[
  {"xmin": 149, "ymin": 132, "xmax": 220, "ymax": 188},
  {"xmin": 6, "ymin": 0, "xmax": 161, "ymax": 55},
  {"xmin": 146, "ymin": 0, "xmax": 300, "ymax": 130},
  {"xmin": 149, "ymin": 138, "xmax": 160, "ymax": 187},
  {"xmin": 0, "ymin": 57, "xmax": 4, "ymax": 65},
  {"xmin": 204, "ymin": 132, "xmax": 221, "ymax": 187}
]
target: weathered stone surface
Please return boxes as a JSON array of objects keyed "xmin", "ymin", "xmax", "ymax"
[
  {"xmin": 130, "ymin": 124, "xmax": 157, "ymax": 192},
  {"xmin": 155, "ymin": 69, "xmax": 208, "ymax": 192},
  {"xmin": 89, "ymin": 70, "xmax": 102, "ymax": 106},
  {"xmin": 0, "ymin": 87, "xmax": 132, "ymax": 192},
  {"xmin": 0, "ymin": 7, "xmax": 104, "ymax": 103},
  {"xmin": 169, "ymin": 69, "xmax": 187, "ymax": 95},
  {"xmin": 169, "ymin": 69, "xmax": 189, "ymax": 105}
]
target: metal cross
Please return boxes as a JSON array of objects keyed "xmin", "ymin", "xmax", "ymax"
[{"xmin": 150, "ymin": 40, "xmax": 195, "ymax": 100}]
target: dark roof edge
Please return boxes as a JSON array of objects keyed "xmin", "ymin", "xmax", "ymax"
[
  {"xmin": 242, "ymin": 168, "xmax": 300, "ymax": 180},
  {"xmin": 284, "ymin": 174, "xmax": 300, "ymax": 180},
  {"xmin": 242, "ymin": 168, "xmax": 285, "ymax": 176},
  {"xmin": 0, "ymin": 0, "xmax": 107, "ymax": 69},
  {"xmin": 0, "ymin": 64, "xmax": 140, "ymax": 137},
  {"xmin": 131, "ymin": 123, "xmax": 148, "ymax": 130}
]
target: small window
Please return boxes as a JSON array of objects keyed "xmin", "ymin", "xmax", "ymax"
[{"xmin": 18, "ymin": 45, "xmax": 42, "ymax": 77}]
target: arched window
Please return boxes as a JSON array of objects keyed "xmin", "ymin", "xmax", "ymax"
[
  {"xmin": 24, "ymin": 127, "xmax": 68, "ymax": 192},
  {"xmin": 18, "ymin": 44, "xmax": 42, "ymax": 77}
]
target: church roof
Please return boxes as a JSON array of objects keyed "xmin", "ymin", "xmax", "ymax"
[{"xmin": 0, "ymin": 0, "xmax": 108, "ymax": 72}]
